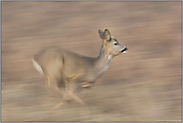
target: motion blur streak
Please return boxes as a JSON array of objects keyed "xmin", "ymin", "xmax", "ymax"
[{"xmin": 2, "ymin": 1, "xmax": 181, "ymax": 122}]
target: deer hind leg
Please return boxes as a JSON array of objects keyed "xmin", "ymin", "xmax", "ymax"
[
  {"xmin": 66, "ymin": 81, "xmax": 87, "ymax": 106},
  {"xmin": 72, "ymin": 82, "xmax": 91, "ymax": 117},
  {"xmin": 44, "ymin": 75, "xmax": 65, "ymax": 98},
  {"xmin": 56, "ymin": 79, "xmax": 86, "ymax": 106},
  {"xmin": 51, "ymin": 78, "xmax": 86, "ymax": 109},
  {"xmin": 51, "ymin": 77, "xmax": 66, "ymax": 97},
  {"xmin": 50, "ymin": 77, "xmax": 72, "ymax": 109}
]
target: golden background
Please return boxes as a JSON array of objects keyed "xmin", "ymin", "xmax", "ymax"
[{"xmin": 2, "ymin": 1, "xmax": 182, "ymax": 122}]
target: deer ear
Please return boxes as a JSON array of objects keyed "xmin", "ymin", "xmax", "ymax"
[
  {"xmin": 98, "ymin": 29, "xmax": 104, "ymax": 39},
  {"xmin": 104, "ymin": 29, "xmax": 111, "ymax": 41}
]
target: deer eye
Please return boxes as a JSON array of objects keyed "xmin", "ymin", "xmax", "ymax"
[{"xmin": 114, "ymin": 43, "xmax": 118, "ymax": 46}]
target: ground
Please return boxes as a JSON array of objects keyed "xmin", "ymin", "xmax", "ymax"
[{"xmin": 1, "ymin": 1, "xmax": 182, "ymax": 122}]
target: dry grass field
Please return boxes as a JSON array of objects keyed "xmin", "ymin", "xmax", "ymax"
[{"xmin": 1, "ymin": 1, "xmax": 182, "ymax": 122}]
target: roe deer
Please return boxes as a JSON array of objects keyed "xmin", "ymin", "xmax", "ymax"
[{"xmin": 33, "ymin": 29, "xmax": 128, "ymax": 108}]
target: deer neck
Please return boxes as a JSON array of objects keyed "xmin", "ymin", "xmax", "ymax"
[{"xmin": 95, "ymin": 44, "xmax": 113, "ymax": 72}]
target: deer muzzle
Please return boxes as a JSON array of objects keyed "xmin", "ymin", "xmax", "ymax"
[{"xmin": 121, "ymin": 47, "xmax": 128, "ymax": 53}]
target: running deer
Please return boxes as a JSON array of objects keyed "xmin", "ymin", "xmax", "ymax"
[{"xmin": 33, "ymin": 29, "xmax": 128, "ymax": 108}]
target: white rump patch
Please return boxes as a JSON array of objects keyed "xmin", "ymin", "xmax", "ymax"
[{"xmin": 32, "ymin": 58, "xmax": 44, "ymax": 75}]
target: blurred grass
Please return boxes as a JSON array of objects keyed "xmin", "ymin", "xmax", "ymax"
[{"xmin": 1, "ymin": 1, "xmax": 182, "ymax": 122}]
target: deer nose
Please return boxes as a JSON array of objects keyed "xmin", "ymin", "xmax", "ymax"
[{"xmin": 121, "ymin": 47, "xmax": 128, "ymax": 53}]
